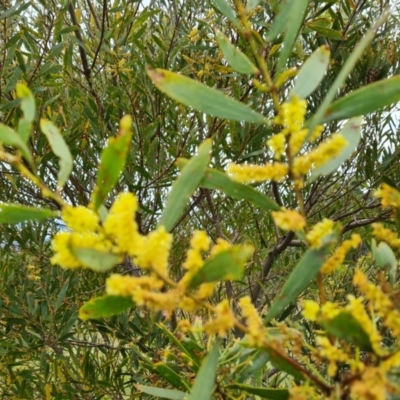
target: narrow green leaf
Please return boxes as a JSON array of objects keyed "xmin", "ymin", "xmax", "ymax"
[
  {"xmin": 266, "ymin": 244, "xmax": 334, "ymax": 321},
  {"xmin": 306, "ymin": 9, "xmax": 390, "ymax": 133},
  {"xmin": 290, "ymin": 46, "xmax": 330, "ymax": 99},
  {"xmin": 72, "ymin": 247, "xmax": 122, "ymax": 272},
  {"xmin": 268, "ymin": 351, "xmax": 305, "ymax": 381},
  {"xmin": 323, "ymin": 76, "xmax": 400, "ymax": 123},
  {"xmin": 0, "ymin": 123, "xmax": 32, "ymax": 163},
  {"xmin": 310, "ymin": 117, "xmax": 362, "ymax": 181},
  {"xmin": 147, "ymin": 67, "xmax": 267, "ymax": 123},
  {"xmin": 16, "ymin": 82, "xmax": 35, "ymax": 124},
  {"xmin": 188, "ymin": 246, "xmax": 253, "ymax": 289},
  {"xmin": 321, "ymin": 312, "xmax": 373, "ymax": 350},
  {"xmin": 188, "ymin": 339, "xmax": 220, "ymax": 400},
  {"xmin": 226, "ymin": 384, "xmax": 289, "ymax": 400},
  {"xmin": 371, "ymin": 239, "xmax": 397, "ymax": 285},
  {"xmin": 91, "ymin": 115, "xmax": 133, "ymax": 210},
  {"xmin": 247, "ymin": 0, "xmax": 261, "ymax": 12},
  {"xmin": 136, "ymin": 385, "xmax": 186, "ymax": 400},
  {"xmin": 237, "ymin": 351, "xmax": 270, "ymax": 382},
  {"xmin": 276, "ymin": 0, "xmax": 309, "ymax": 74},
  {"xmin": 157, "ymin": 323, "xmax": 202, "ymax": 369},
  {"xmin": 54, "ymin": 281, "xmax": 69, "ymax": 312},
  {"xmin": 177, "ymin": 159, "xmax": 280, "ymax": 211},
  {"xmin": 155, "ymin": 363, "xmax": 191, "ymax": 391},
  {"xmin": 216, "ymin": 31, "xmax": 258, "ymax": 75},
  {"xmin": 79, "ymin": 295, "xmax": 134, "ymax": 320},
  {"xmin": 0, "ymin": 203, "xmax": 56, "ymax": 224},
  {"xmin": 211, "ymin": 0, "xmax": 240, "ymax": 28},
  {"xmin": 267, "ymin": 0, "xmax": 294, "ymax": 42},
  {"xmin": 307, "ymin": 23, "xmax": 344, "ymax": 40},
  {"xmin": 40, "ymin": 119, "xmax": 73, "ymax": 188},
  {"xmin": 160, "ymin": 140, "xmax": 212, "ymax": 232}
]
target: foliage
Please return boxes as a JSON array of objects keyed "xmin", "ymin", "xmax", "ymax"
[{"xmin": 1, "ymin": 0, "xmax": 400, "ymax": 399}]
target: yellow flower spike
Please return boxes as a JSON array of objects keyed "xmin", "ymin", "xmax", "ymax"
[
  {"xmin": 353, "ymin": 269, "xmax": 400, "ymax": 337},
  {"xmin": 321, "ymin": 234, "xmax": 361, "ymax": 275},
  {"xmin": 134, "ymin": 226, "xmax": 172, "ymax": 276},
  {"xmin": 316, "ymin": 335, "xmax": 348, "ymax": 376},
  {"xmin": 51, "ymin": 231, "xmax": 114, "ymax": 269},
  {"xmin": 302, "ymin": 300, "xmax": 320, "ymax": 321},
  {"xmin": 204, "ymin": 299, "xmax": 235, "ymax": 337},
  {"xmin": 103, "ymin": 192, "xmax": 143, "ymax": 255},
  {"xmin": 293, "ymin": 133, "xmax": 347, "ymax": 176},
  {"xmin": 372, "ymin": 223, "xmax": 400, "ymax": 249},
  {"xmin": 346, "ymin": 295, "xmax": 383, "ymax": 354},
  {"xmin": 275, "ymin": 95, "xmax": 307, "ymax": 133},
  {"xmin": 196, "ymin": 282, "xmax": 216, "ymax": 299},
  {"xmin": 272, "ymin": 208, "xmax": 306, "ymax": 231},
  {"xmin": 209, "ymin": 237, "xmax": 232, "ymax": 257},
  {"xmin": 375, "ymin": 183, "xmax": 400, "ymax": 208},
  {"xmin": 61, "ymin": 205, "xmax": 99, "ymax": 233},
  {"xmin": 267, "ymin": 132, "xmax": 286, "ymax": 160},
  {"xmin": 227, "ymin": 162, "xmax": 288, "ymax": 183},
  {"xmin": 239, "ymin": 296, "xmax": 265, "ymax": 346},
  {"xmin": 306, "ymin": 219, "xmax": 335, "ymax": 249}
]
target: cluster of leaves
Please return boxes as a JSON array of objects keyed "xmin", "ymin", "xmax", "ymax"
[{"xmin": 1, "ymin": 0, "xmax": 400, "ymax": 399}]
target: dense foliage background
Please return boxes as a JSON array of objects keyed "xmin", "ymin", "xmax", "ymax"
[{"xmin": 0, "ymin": 0, "xmax": 400, "ymax": 398}]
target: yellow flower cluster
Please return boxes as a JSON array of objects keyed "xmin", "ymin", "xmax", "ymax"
[
  {"xmin": 204, "ymin": 299, "xmax": 235, "ymax": 337},
  {"xmin": 268, "ymin": 96, "xmax": 323, "ymax": 160},
  {"xmin": 272, "ymin": 208, "xmax": 306, "ymax": 231},
  {"xmin": 239, "ymin": 296, "xmax": 265, "ymax": 346},
  {"xmin": 350, "ymin": 367, "xmax": 389, "ymax": 400},
  {"xmin": 353, "ymin": 269, "xmax": 400, "ymax": 337},
  {"xmin": 51, "ymin": 193, "xmax": 173, "ymax": 273},
  {"xmin": 274, "ymin": 95, "xmax": 307, "ymax": 134},
  {"xmin": 372, "ymin": 223, "xmax": 400, "ymax": 249},
  {"xmin": 315, "ymin": 335, "xmax": 348, "ymax": 376},
  {"xmin": 303, "ymin": 295, "xmax": 382, "ymax": 355},
  {"xmin": 227, "ymin": 162, "xmax": 288, "ymax": 183},
  {"xmin": 103, "ymin": 192, "xmax": 142, "ymax": 255},
  {"xmin": 321, "ymin": 234, "xmax": 361, "ymax": 275},
  {"xmin": 62, "ymin": 205, "xmax": 99, "ymax": 232},
  {"xmin": 292, "ymin": 133, "xmax": 348, "ymax": 176},
  {"xmin": 289, "ymin": 384, "xmax": 323, "ymax": 400},
  {"xmin": 375, "ymin": 183, "xmax": 400, "ymax": 208},
  {"xmin": 306, "ymin": 219, "xmax": 335, "ymax": 249}
]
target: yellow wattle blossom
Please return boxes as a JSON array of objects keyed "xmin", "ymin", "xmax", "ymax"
[
  {"xmin": 274, "ymin": 95, "xmax": 307, "ymax": 133},
  {"xmin": 210, "ymin": 237, "xmax": 232, "ymax": 257},
  {"xmin": 346, "ymin": 294, "xmax": 382, "ymax": 354},
  {"xmin": 306, "ymin": 219, "xmax": 335, "ymax": 249},
  {"xmin": 267, "ymin": 132, "xmax": 286, "ymax": 160},
  {"xmin": 51, "ymin": 231, "xmax": 115, "ymax": 269},
  {"xmin": 375, "ymin": 183, "xmax": 400, "ymax": 208},
  {"xmin": 204, "ymin": 299, "xmax": 235, "ymax": 337},
  {"xmin": 302, "ymin": 300, "xmax": 320, "ymax": 321},
  {"xmin": 106, "ymin": 274, "xmax": 163, "ymax": 297},
  {"xmin": 196, "ymin": 282, "xmax": 216, "ymax": 299},
  {"xmin": 227, "ymin": 162, "xmax": 288, "ymax": 183},
  {"xmin": 134, "ymin": 226, "xmax": 172, "ymax": 276},
  {"xmin": 289, "ymin": 384, "xmax": 323, "ymax": 400},
  {"xmin": 62, "ymin": 205, "xmax": 99, "ymax": 232},
  {"xmin": 372, "ymin": 223, "xmax": 400, "ymax": 249},
  {"xmin": 353, "ymin": 269, "xmax": 400, "ymax": 337},
  {"xmin": 239, "ymin": 296, "xmax": 265, "ymax": 346},
  {"xmin": 293, "ymin": 133, "xmax": 348, "ymax": 176},
  {"xmin": 289, "ymin": 125, "xmax": 323, "ymax": 157},
  {"xmin": 321, "ymin": 234, "xmax": 361, "ymax": 275},
  {"xmin": 350, "ymin": 367, "xmax": 389, "ymax": 400},
  {"xmin": 272, "ymin": 208, "xmax": 306, "ymax": 231},
  {"xmin": 103, "ymin": 192, "xmax": 142, "ymax": 255},
  {"xmin": 316, "ymin": 335, "xmax": 348, "ymax": 376}
]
